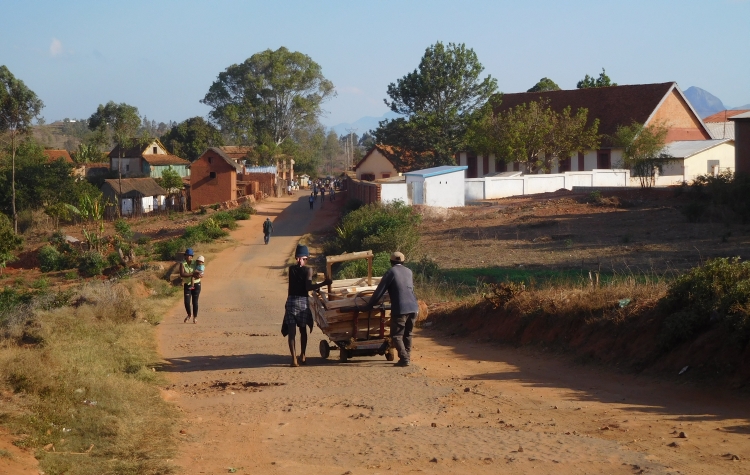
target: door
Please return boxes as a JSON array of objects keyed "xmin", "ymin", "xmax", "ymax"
[
  {"xmin": 467, "ymin": 155, "xmax": 478, "ymax": 178},
  {"xmin": 407, "ymin": 181, "xmax": 424, "ymax": 205}
]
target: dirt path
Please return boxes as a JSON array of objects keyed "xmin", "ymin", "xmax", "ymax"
[{"xmin": 158, "ymin": 193, "xmax": 750, "ymax": 475}]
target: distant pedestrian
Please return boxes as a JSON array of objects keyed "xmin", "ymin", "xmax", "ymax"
[
  {"xmin": 180, "ymin": 248, "xmax": 204, "ymax": 324},
  {"xmin": 367, "ymin": 252, "xmax": 419, "ymax": 366},
  {"xmin": 329, "ymin": 187, "xmax": 335, "ymax": 201},
  {"xmin": 313, "ymin": 187, "xmax": 318, "ymax": 202},
  {"xmin": 263, "ymin": 217, "xmax": 273, "ymax": 244},
  {"xmin": 309, "ymin": 193, "xmax": 315, "ymax": 210}
]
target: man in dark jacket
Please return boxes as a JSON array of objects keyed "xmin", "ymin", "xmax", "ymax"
[{"xmin": 368, "ymin": 252, "xmax": 419, "ymax": 366}]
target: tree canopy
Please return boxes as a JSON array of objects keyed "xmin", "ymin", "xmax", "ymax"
[
  {"xmin": 87, "ymin": 101, "xmax": 141, "ymax": 154},
  {"xmin": 201, "ymin": 47, "xmax": 335, "ymax": 147},
  {"xmin": 527, "ymin": 77, "xmax": 561, "ymax": 92},
  {"xmin": 577, "ymin": 68, "xmax": 617, "ymax": 89},
  {"xmin": 374, "ymin": 42, "xmax": 497, "ymax": 168},
  {"xmin": 160, "ymin": 116, "xmax": 224, "ymax": 161},
  {"xmin": 468, "ymin": 98, "xmax": 600, "ymax": 173},
  {"xmin": 612, "ymin": 121, "xmax": 672, "ymax": 188},
  {"xmin": 0, "ymin": 65, "xmax": 45, "ymax": 232},
  {"xmin": 157, "ymin": 167, "xmax": 184, "ymax": 193}
]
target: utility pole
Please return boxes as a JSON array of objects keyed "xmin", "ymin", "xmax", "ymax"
[{"xmin": 346, "ymin": 127, "xmax": 357, "ymax": 170}]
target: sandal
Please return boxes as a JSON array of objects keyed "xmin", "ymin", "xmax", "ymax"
[{"xmin": 184, "ymin": 315, "xmax": 191, "ymax": 323}]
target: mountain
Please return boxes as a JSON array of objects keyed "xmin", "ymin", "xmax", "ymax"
[
  {"xmin": 733, "ymin": 104, "xmax": 750, "ymax": 110},
  {"xmin": 329, "ymin": 111, "xmax": 400, "ymax": 136},
  {"xmin": 684, "ymin": 86, "xmax": 726, "ymax": 118}
]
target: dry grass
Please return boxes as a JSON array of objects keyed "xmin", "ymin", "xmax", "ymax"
[{"xmin": 0, "ymin": 277, "xmax": 179, "ymax": 475}]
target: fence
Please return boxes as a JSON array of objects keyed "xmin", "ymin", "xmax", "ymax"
[
  {"xmin": 465, "ymin": 169, "xmax": 631, "ymax": 200},
  {"xmin": 347, "ymin": 177, "xmax": 381, "ymax": 205}
]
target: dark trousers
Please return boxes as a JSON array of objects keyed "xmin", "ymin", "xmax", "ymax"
[
  {"xmin": 184, "ymin": 283, "xmax": 201, "ymax": 318},
  {"xmin": 309, "ymin": 200, "xmax": 314, "ymax": 209},
  {"xmin": 391, "ymin": 313, "xmax": 417, "ymax": 362}
]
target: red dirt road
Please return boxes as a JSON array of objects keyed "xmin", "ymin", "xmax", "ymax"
[{"xmin": 157, "ymin": 193, "xmax": 750, "ymax": 475}]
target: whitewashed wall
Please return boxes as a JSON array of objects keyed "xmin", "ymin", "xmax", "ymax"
[
  {"xmin": 380, "ymin": 182, "xmax": 409, "ymax": 204},
  {"xmin": 406, "ymin": 170, "xmax": 465, "ymax": 207},
  {"xmin": 467, "ymin": 169, "xmax": 632, "ymax": 200}
]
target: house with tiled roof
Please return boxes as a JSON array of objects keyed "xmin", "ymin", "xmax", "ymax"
[
  {"xmin": 218, "ymin": 146, "xmax": 253, "ymax": 164},
  {"xmin": 354, "ymin": 145, "xmax": 421, "ymax": 181},
  {"xmin": 702, "ymin": 109, "xmax": 750, "ymax": 140},
  {"xmin": 109, "ymin": 139, "xmax": 190, "ymax": 179},
  {"xmin": 460, "ymin": 82, "xmax": 732, "ymax": 184},
  {"xmin": 42, "ymin": 149, "xmax": 74, "ymax": 164},
  {"xmin": 101, "ymin": 178, "xmax": 168, "ymax": 218},
  {"xmin": 189, "ymin": 147, "xmax": 243, "ymax": 209}
]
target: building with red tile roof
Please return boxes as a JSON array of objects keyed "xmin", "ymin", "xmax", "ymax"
[{"xmin": 108, "ymin": 139, "xmax": 190, "ymax": 179}]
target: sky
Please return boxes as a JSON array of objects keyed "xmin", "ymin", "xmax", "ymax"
[{"xmin": 1, "ymin": 0, "xmax": 748, "ymax": 130}]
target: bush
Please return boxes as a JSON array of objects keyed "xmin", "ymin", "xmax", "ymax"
[
  {"xmin": 154, "ymin": 216, "xmax": 232, "ymax": 260},
  {"xmin": 114, "ymin": 219, "xmax": 134, "ymax": 240},
  {"xmin": 336, "ymin": 251, "xmax": 393, "ymax": 279},
  {"xmin": 38, "ymin": 245, "xmax": 61, "ymax": 272},
  {"xmin": 78, "ymin": 251, "xmax": 107, "ymax": 277},
  {"xmin": 325, "ymin": 201, "xmax": 421, "ymax": 258},
  {"xmin": 343, "ymin": 198, "xmax": 364, "ymax": 215},
  {"xmin": 405, "ymin": 256, "xmax": 441, "ymax": 284},
  {"xmin": 211, "ymin": 212, "xmax": 239, "ymax": 230},
  {"xmin": 681, "ymin": 201, "xmax": 706, "ymax": 223},
  {"xmin": 659, "ymin": 257, "xmax": 750, "ymax": 348}
]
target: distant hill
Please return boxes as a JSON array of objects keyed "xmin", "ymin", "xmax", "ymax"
[
  {"xmin": 684, "ymin": 86, "xmax": 726, "ymax": 118},
  {"xmin": 733, "ymin": 104, "xmax": 750, "ymax": 110},
  {"xmin": 329, "ymin": 111, "xmax": 400, "ymax": 136}
]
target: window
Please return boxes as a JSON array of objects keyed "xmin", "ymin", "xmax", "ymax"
[
  {"xmin": 466, "ymin": 154, "xmax": 478, "ymax": 178},
  {"xmin": 482, "ymin": 155, "xmax": 489, "ymax": 175},
  {"xmin": 707, "ymin": 160, "xmax": 720, "ymax": 175},
  {"xmin": 209, "ymin": 171, "xmax": 217, "ymax": 179},
  {"xmin": 208, "ymin": 156, "xmax": 213, "ymax": 164},
  {"xmin": 125, "ymin": 164, "xmax": 130, "ymax": 172},
  {"xmin": 381, "ymin": 173, "xmax": 390, "ymax": 178},
  {"xmin": 559, "ymin": 157, "xmax": 571, "ymax": 173},
  {"xmin": 578, "ymin": 152, "xmax": 585, "ymax": 171},
  {"xmin": 597, "ymin": 151, "xmax": 611, "ymax": 169},
  {"xmin": 152, "ymin": 146, "xmax": 157, "ymax": 154}
]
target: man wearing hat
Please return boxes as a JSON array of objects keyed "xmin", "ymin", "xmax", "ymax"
[
  {"xmin": 284, "ymin": 244, "xmax": 331, "ymax": 367},
  {"xmin": 367, "ymin": 252, "xmax": 419, "ymax": 366}
]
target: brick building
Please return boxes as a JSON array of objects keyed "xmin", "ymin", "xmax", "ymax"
[{"xmin": 189, "ymin": 148, "xmax": 243, "ymax": 209}]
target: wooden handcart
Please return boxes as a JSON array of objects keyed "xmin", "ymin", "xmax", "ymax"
[{"xmin": 309, "ymin": 250, "xmax": 396, "ymax": 362}]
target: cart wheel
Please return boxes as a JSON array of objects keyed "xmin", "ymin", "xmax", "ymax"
[
  {"xmin": 385, "ymin": 348, "xmax": 396, "ymax": 361},
  {"xmin": 319, "ymin": 340, "xmax": 330, "ymax": 359},
  {"xmin": 339, "ymin": 349, "xmax": 348, "ymax": 362}
]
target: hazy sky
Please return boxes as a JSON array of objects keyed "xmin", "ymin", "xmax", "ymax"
[{"xmin": 2, "ymin": 0, "xmax": 748, "ymax": 129}]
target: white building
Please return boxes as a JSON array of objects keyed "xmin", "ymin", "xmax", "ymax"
[{"xmin": 403, "ymin": 166, "xmax": 467, "ymax": 208}]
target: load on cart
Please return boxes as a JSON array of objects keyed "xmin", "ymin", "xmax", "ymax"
[{"xmin": 309, "ymin": 250, "xmax": 396, "ymax": 362}]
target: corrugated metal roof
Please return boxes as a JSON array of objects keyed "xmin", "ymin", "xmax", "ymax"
[
  {"xmin": 404, "ymin": 165, "xmax": 468, "ymax": 178},
  {"xmin": 663, "ymin": 139, "xmax": 733, "ymax": 159},
  {"xmin": 705, "ymin": 122, "xmax": 735, "ymax": 140},
  {"xmin": 245, "ymin": 165, "xmax": 277, "ymax": 174},
  {"xmin": 729, "ymin": 111, "xmax": 750, "ymax": 120}
]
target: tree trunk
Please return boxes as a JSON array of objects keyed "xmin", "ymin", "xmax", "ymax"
[{"xmin": 11, "ymin": 132, "xmax": 17, "ymax": 234}]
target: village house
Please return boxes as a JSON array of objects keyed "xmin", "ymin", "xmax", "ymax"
[
  {"xmin": 109, "ymin": 139, "xmax": 190, "ymax": 179},
  {"xmin": 730, "ymin": 112, "xmax": 750, "ymax": 175},
  {"xmin": 458, "ymin": 82, "xmax": 733, "ymax": 185},
  {"xmin": 101, "ymin": 178, "xmax": 168, "ymax": 218},
  {"xmin": 354, "ymin": 145, "xmax": 409, "ymax": 180},
  {"xmin": 43, "ymin": 149, "xmax": 86, "ymax": 178},
  {"xmin": 189, "ymin": 147, "xmax": 243, "ymax": 209},
  {"xmin": 703, "ymin": 109, "xmax": 750, "ymax": 140},
  {"xmin": 218, "ymin": 146, "xmax": 253, "ymax": 166}
]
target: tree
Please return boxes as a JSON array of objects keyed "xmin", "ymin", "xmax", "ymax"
[
  {"xmin": 87, "ymin": 102, "xmax": 141, "ymax": 216},
  {"xmin": 201, "ymin": 47, "xmax": 335, "ymax": 146},
  {"xmin": 158, "ymin": 166, "xmax": 184, "ymax": 193},
  {"xmin": 0, "ymin": 212, "xmax": 22, "ymax": 274},
  {"xmin": 613, "ymin": 121, "xmax": 672, "ymax": 188},
  {"xmin": 527, "ymin": 77, "xmax": 561, "ymax": 92},
  {"xmin": 0, "ymin": 65, "xmax": 44, "ymax": 233},
  {"xmin": 375, "ymin": 42, "xmax": 497, "ymax": 168},
  {"xmin": 160, "ymin": 116, "xmax": 224, "ymax": 161},
  {"xmin": 73, "ymin": 142, "xmax": 102, "ymax": 163},
  {"xmin": 322, "ymin": 130, "xmax": 341, "ymax": 175},
  {"xmin": 577, "ymin": 68, "xmax": 617, "ymax": 89},
  {"xmin": 469, "ymin": 98, "xmax": 600, "ymax": 173}
]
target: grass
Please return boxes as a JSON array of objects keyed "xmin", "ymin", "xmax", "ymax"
[
  {"xmin": 0, "ymin": 275, "xmax": 180, "ymax": 475},
  {"xmin": 0, "ymin": 448, "xmax": 11, "ymax": 459}
]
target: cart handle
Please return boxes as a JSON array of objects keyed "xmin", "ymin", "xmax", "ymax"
[{"xmin": 325, "ymin": 250, "xmax": 374, "ymax": 293}]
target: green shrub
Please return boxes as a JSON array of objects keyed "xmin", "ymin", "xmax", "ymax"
[
  {"xmin": 343, "ymin": 198, "xmax": 364, "ymax": 215},
  {"xmin": 114, "ymin": 219, "xmax": 133, "ymax": 240},
  {"xmin": 155, "ymin": 238, "xmax": 187, "ymax": 261},
  {"xmin": 211, "ymin": 212, "xmax": 239, "ymax": 230},
  {"xmin": 325, "ymin": 201, "xmax": 421, "ymax": 258},
  {"xmin": 405, "ymin": 256, "xmax": 441, "ymax": 283},
  {"xmin": 78, "ymin": 251, "xmax": 107, "ymax": 277},
  {"xmin": 659, "ymin": 257, "xmax": 750, "ymax": 348},
  {"xmin": 136, "ymin": 235, "xmax": 151, "ymax": 245},
  {"xmin": 38, "ymin": 245, "xmax": 61, "ymax": 272},
  {"xmin": 336, "ymin": 251, "xmax": 393, "ymax": 279},
  {"xmin": 31, "ymin": 277, "xmax": 50, "ymax": 290},
  {"xmin": 107, "ymin": 251, "xmax": 122, "ymax": 267}
]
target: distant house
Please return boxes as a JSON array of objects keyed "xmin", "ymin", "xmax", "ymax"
[
  {"xmin": 355, "ymin": 145, "xmax": 416, "ymax": 180},
  {"xmin": 43, "ymin": 149, "xmax": 86, "ymax": 179},
  {"xmin": 101, "ymin": 178, "xmax": 168, "ymax": 218},
  {"xmin": 662, "ymin": 139, "xmax": 735, "ymax": 180},
  {"xmin": 218, "ymin": 146, "xmax": 253, "ymax": 166},
  {"xmin": 403, "ymin": 166, "xmax": 468, "ymax": 208},
  {"xmin": 730, "ymin": 112, "xmax": 750, "ymax": 175},
  {"xmin": 459, "ymin": 82, "xmax": 717, "ymax": 180},
  {"xmin": 109, "ymin": 139, "xmax": 190, "ymax": 179},
  {"xmin": 189, "ymin": 148, "xmax": 243, "ymax": 209},
  {"xmin": 703, "ymin": 109, "xmax": 750, "ymax": 140}
]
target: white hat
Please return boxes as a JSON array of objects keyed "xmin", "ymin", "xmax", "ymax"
[{"xmin": 196, "ymin": 255, "xmax": 205, "ymax": 262}]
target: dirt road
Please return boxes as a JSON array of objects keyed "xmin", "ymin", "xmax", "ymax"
[{"xmin": 158, "ymin": 193, "xmax": 750, "ymax": 475}]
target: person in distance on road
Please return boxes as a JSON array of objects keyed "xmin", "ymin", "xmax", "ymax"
[
  {"xmin": 179, "ymin": 248, "xmax": 204, "ymax": 324},
  {"xmin": 367, "ymin": 252, "xmax": 419, "ymax": 366},
  {"xmin": 263, "ymin": 217, "xmax": 273, "ymax": 244},
  {"xmin": 284, "ymin": 245, "xmax": 331, "ymax": 367}
]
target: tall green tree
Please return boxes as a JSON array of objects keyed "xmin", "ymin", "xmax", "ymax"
[
  {"xmin": 375, "ymin": 42, "xmax": 497, "ymax": 168},
  {"xmin": 469, "ymin": 98, "xmax": 600, "ymax": 173},
  {"xmin": 613, "ymin": 121, "xmax": 672, "ymax": 188},
  {"xmin": 577, "ymin": 68, "xmax": 617, "ymax": 89},
  {"xmin": 0, "ymin": 212, "xmax": 22, "ymax": 274},
  {"xmin": 160, "ymin": 116, "xmax": 224, "ymax": 161},
  {"xmin": 87, "ymin": 102, "xmax": 141, "ymax": 215},
  {"xmin": 201, "ymin": 47, "xmax": 335, "ymax": 146},
  {"xmin": 0, "ymin": 65, "xmax": 44, "ymax": 233},
  {"xmin": 323, "ymin": 130, "xmax": 341, "ymax": 176},
  {"xmin": 527, "ymin": 77, "xmax": 561, "ymax": 92}
]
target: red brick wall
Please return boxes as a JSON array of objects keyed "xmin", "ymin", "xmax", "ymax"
[
  {"xmin": 190, "ymin": 150, "xmax": 237, "ymax": 210},
  {"xmin": 347, "ymin": 177, "xmax": 381, "ymax": 205},
  {"xmin": 241, "ymin": 173, "xmax": 275, "ymax": 197}
]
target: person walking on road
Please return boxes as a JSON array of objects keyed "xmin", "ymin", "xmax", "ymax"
[
  {"xmin": 180, "ymin": 248, "xmax": 204, "ymax": 324},
  {"xmin": 284, "ymin": 245, "xmax": 331, "ymax": 367},
  {"xmin": 367, "ymin": 252, "xmax": 419, "ymax": 366},
  {"xmin": 309, "ymin": 193, "xmax": 315, "ymax": 210},
  {"xmin": 263, "ymin": 217, "xmax": 273, "ymax": 244},
  {"xmin": 329, "ymin": 186, "xmax": 335, "ymax": 202}
]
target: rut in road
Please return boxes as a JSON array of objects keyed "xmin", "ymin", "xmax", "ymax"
[{"xmin": 158, "ymin": 192, "xmax": 750, "ymax": 475}]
